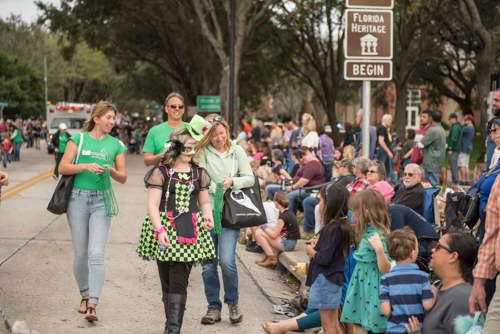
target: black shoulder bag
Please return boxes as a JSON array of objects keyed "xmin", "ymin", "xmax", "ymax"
[
  {"xmin": 463, "ymin": 176, "xmax": 488, "ymax": 229},
  {"xmin": 47, "ymin": 133, "xmax": 84, "ymax": 214}
]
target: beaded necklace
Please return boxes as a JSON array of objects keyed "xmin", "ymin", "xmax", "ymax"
[{"xmin": 165, "ymin": 164, "xmax": 195, "ymax": 221}]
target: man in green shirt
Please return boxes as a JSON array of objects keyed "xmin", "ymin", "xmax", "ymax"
[
  {"xmin": 416, "ymin": 110, "xmax": 446, "ymax": 187},
  {"xmin": 143, "ymin": 92, "xmax": 187, "ymax": 166},
  {"xmin": 446, "ymin": 113, "xmax": 462, "ymax": 185},
  {"xmin": 52, "ymin": 123, "xmax": 70, "ymax": 180}
]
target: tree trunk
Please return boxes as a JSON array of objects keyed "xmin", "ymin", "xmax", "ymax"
[
  {"xmin": 324, "ymin": 95, "xmax": 340, "ymax": 145},
  {"xmin": 395, "ymin": 80, "xmax": 409, "ymax": 140}
]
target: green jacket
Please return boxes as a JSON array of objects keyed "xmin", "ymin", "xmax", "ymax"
[
  {"xmin": 447, "ymin": 122, "xmax": 462, "ymax": 153},
  {"xmin": 198, "ymin": 141, "xmax": 255, "ymax": 207},
  {"xmin": 420, "ymin": 123, "xmax": 446, "ymax": 174}
]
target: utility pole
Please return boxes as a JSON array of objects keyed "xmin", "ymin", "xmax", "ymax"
[
  {"xmin": 228, "ymin": 0, "xmax": 235, "ymax": 137},
  {"xmin": 44, "ymin": 56, "xmax": 48, "ymax": 109}
]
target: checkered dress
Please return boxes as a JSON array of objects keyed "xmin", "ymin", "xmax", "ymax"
[{"xmin": 137, "ymin": 165, "xmax": 216, "ymax": 264}]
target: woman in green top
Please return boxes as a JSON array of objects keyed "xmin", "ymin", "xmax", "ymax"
[
  {"xmin": 9, "ymin": 124, "xmax": 23, "ymax": 161},
  {"xmin": 59, "ymin": 102, "xmax": 127, "ymax": 322},
  {"xmin": 195, "ymin": 114, "xmax": 254, "ymax": 325}
]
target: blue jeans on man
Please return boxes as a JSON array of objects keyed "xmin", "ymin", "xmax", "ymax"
[
  {"xmin": 302, "ymin": 196, "xmax": 320, "ymax": 232},
  {"xmin": 265, "ymin": 184, "xmax": 310, "ymax": 214},
  {"xmin": 376, "ymin": 148, "xmax": 396, "ymax": 185},
  {"xmin": 424, "ymin": 170, "xmax": 441, "ymax": 187},
  {"xmin": 202, "ymin": 227, "xmax": 240, "ymax": 310}
]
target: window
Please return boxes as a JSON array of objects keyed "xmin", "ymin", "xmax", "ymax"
[{"xmin": 50, "ymin": 118, "xmax": 86, "ymax": 130}]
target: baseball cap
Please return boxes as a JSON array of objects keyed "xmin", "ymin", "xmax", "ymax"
[
  {"xmin": 59, "ymin": 123, "xmax": 67, "ymax": 130},
  {"xmin": 464, "ymin": 114, "xmax": 474, "ymax": 122},
  {"xmin": 448, "ymin": 113, "xmax": 458, "ymax": 120}
]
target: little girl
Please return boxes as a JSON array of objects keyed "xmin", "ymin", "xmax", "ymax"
[
  {"xmin": 304, "ymin": 183, "xmax": 354, "ymax": 334},
  {"xmin": 137, "ymin": 128, "xmax": 216, "ymax": 333},
  {"xmin": 254, "ymin": 190, "xmax": 300, "ymax": 268},
  {"xmin": 341, "ymin": 189, "xmax": 392, "ymax": 333}
]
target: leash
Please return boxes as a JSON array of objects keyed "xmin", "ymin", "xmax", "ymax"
[{"xmin": 0, "ymin": 305, "xmax": 12, "ymax": 332}]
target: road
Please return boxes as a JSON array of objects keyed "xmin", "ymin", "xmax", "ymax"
[{"xmin": 0, "ymin": 142, "xmax": 293, "ymax": 334}]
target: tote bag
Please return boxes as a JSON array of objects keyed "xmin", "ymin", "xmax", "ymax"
[
  {"xmin": 47, "ymin": 133, "xmax": 83, "ymax": 214},
  {"xmin": 221, "ymin": 152, "xmax": 267, "ymax": 229}
]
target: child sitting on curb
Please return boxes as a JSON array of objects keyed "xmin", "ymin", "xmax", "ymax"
[
  {"xmin": 254, "ymin": 190, "xmax": 300, "ymax": 268},
  {"xmin": 379, "ymin": 226, "xmax": 437, "ymax": 334}
]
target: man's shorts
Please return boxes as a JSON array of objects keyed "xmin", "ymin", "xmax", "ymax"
[{"xmin": 458, "ymin": 152, "xmax": 470, "ymax": 167}]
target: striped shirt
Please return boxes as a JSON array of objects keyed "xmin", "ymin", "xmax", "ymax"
[
  {"xmin": 474, "ymin": 176, "xmax": 500, "ymax": 279},
  {"xmin": 379, "ymin": 263, "xmax": 434, "ymax": 334}
]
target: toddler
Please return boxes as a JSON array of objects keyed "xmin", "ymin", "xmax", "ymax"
[
  {"xmin": 379, "ymin": 226, "xmax": 437, "ymax": 334},
  {"xmin": 2, "ymin": 137, "xmax": 13, "ymax": 168}
]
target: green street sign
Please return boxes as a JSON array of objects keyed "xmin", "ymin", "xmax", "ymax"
[
  {"xmin": 197, "ymin": 96, "xmax": 220, "ymax": 112},
  {"xmin": 0, "ymin": 102, "xmax": 8, "ymax": 107}
]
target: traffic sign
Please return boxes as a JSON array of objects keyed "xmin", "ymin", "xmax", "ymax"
[
  {"xmin": 344, "ymin": 60, "xmax": 392, "ymax": 81},
  {"xmin": 345, "ymin": 9, "xmax": 393, "ymax": 59},
  {"xmin": 347, "ymin": 0, "xmax": 394, "ymax": 9},
  {"xmin": 0, "ymin": 102, "xmax": 8, "ymax": 107},
  {"xmin": 197, "ymin": 96, "xmax": 221, "ymax": 112}
]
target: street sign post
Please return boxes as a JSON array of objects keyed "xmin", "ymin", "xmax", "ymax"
[
  {"xmin": 345, "ymin": 9, "xmax": 393, "ymax": 59},
  {"xmin": 344, "ymin": 60, "xmax": 392, "ymax": 80},
  {"xmin": 0, "ymin": 102, "xmax": 8, "ymax": 120},
  {"xmin": 346, "ymin": 0, "xmax": 394, "ymax": 9}
]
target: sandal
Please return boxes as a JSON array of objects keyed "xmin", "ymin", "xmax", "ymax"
[
  {"xmin": 78, "ymin": 298, "xmax": 88, "ymax": 314},
  {"xmin": 85, "ymin": 306, "xmax": 98, "ymax": 322}
]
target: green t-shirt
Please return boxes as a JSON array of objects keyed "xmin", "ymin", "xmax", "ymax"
[
  {"xmin": 142, "ymin": 122, "xmax": 186, "ymax": 157},
  {"xmin": 71, "ymin": 132, "xmax": 127, "ymax": 190},
  {"xmin": 13, "ymin": 129, "xmax": 23, "ymax": 143},
  {"xmin": 59, "ymin": 133, "xmax": 69, "ymax": 153}
]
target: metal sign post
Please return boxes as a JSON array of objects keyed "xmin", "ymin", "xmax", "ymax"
[
  {"xmin": 0, "ymin": 102, "xmax": 8, "ymax": 120},
  {"xmin": 362, "ymin": 81, "xmax": 371, "ymax": 159}
]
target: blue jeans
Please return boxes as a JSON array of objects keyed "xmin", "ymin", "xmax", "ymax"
[
  {"xmin": 425, "ymin": 171, "xmax": 441, "ymax": 187},
  {"xmin": 281, "ymin": 238, "xmax": 297, "ymax": 252},
  {"xmin": 402, "ymin": 158, "xmax": 411, "ymax": 169},
  {"xmin": 202, "ymin": 227, "xmax": 240, "ymax": 309},
  {"xmin": 265, "ymin": 184, "xmax": 310, "ymax": 214},
  {"xmin": 266, "ymin": 184, "xmax": 282, "ymax": 202},
  {"xmin": 13, "ymin": 141, "xmax": 21, "ymax": 161},
  {"xmin": 287, "ymin": 148, "xmax": 295, "ymax": 174},
  {"xmin": 66, "ymin": 188, "xmax": 111, "ymax": 305},
  {"xmin": 2, "ymin": 153, "xmax": 11, "ymax": 166},
  {"xmin": 376, "ymin": 148, "xmax": 396, "ymax": 185},
  {"xmin": 302, "ymin": 197, "xmax": 319, "ymax": 232}
]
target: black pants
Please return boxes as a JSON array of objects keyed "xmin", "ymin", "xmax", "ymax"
[
  {"xmin": 54, "ymin": 152, "xmax": 63, "ymax": 177},
  {"xmin": 157, "ymin": 260, "xmax": 193, "ymax": 296}
]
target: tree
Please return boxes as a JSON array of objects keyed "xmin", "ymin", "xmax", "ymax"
[
  {"xmin": 271, "ymin": 0, "xmax": 345, "ymax": 143},
  {"xmin": 0, "ymin": 52, "xmax": 44, "ymax": 118},
  {"xmin": 454, "ymin": 0, "xmax": 500, "ymax": 161}
]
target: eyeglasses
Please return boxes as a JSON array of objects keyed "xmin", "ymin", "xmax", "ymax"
[
  {"xmin": 169, "ymin": 104, "xmax": 184, "ymax": 109},
  {"xmin": 367, "ymin": 170, "xmax": 378, "ymax": 174},
  {"xmin": 207, "ymin": 116, "xmax": 222, "ymax": 123},
  {"xmin": 435, "ymin": 242, "xmax": 454, "ymax": 253},
  {"xmin": 403, "ymin": 173, "xmax": 415, "ymax": 177}
]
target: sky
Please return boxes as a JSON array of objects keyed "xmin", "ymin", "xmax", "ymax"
[{"xmin": 0, "ymin": 0, "xmax": 59, "ymax": 22}]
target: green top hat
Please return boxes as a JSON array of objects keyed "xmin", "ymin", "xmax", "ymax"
[{"xmin": 184, "ymin": 115, "xmax": 207, "ymax": 141}]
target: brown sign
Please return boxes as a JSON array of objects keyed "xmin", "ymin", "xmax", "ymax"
[
  {"xmin": 347, "ymin": 0, "xmax": 393, "ymax": 9},
  {"xmin": 344, "ymin": 60, "xmax": 392, "ymax": 81},
  {"xmin": 345, "ymin": 9, "xmax": 393, "ymax": 59}
]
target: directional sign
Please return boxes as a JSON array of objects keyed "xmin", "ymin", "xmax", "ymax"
[
  {"xmin": 0, "ymin": 102, "xmax": 8, "ymax": 107},
  {"xmin": 344, "ymin": 60, "xmax": 392, "ymax": 81},
  {"xmin": 197, "ymin": 96, "xmax": 221, "ymax": 112},
  {"xmin": 347, "ymin": 0, "xmax": 394, "ymax": 9},
  {"xmin": 345, "ymin": 9, "xmax": 393, "ymax": 59}
]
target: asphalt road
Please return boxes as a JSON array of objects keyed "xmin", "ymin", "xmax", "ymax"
[{"xmin": 0, "ymin": 142, "xmax": 293, "ymax": 334}]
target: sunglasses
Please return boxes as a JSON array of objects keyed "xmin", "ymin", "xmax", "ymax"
[
  {"xmin": 208, "ymin": 116, "xmax": 222, "ymax": 123},
  {"xmin": 435, "ymin": 242, "xmax": 454, "ymax": 253},
  {"xmin": 367, "ymin": 170, "xmax": 378, "ymax": 174},
  {"xmin": 403, "ymin": 173, "xmax": 415, "ymax": 177},
  {"xmin": 169, "ymin": 104, "xmax": 184, "ymax": 109}
]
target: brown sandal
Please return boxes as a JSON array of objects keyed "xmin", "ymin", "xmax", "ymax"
[
  {"xmin": 85, "ymin": 306, "xmax": 98, "ymax": 322},
  {"xmin": 78, "ymin": 298, "xmax": 88, "ymax": 314}
]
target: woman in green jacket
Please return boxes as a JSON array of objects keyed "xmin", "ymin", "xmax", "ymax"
[
  {"xmin": 195, "ymin": 114, "xmax": 254, "ymax": 326},
  {"xmin": 9, "ymin": 124, "xmax": 23, "ymax": 161}
]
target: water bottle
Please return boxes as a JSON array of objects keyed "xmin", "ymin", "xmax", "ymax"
[{"xmin": 159, "ymin": 245, "xmax": 167, "ymax": 251}]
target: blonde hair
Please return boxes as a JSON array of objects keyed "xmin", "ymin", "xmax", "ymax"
[
  {"xmin": 348, "ymin": 189, "xmax": 391, "ymax": 239},
  {"xmin": 82, "ymin": 102, "xmax": 117, "ymax": 132},
  {"xmin": 162, "ymin": 128, "xmax": 200, "ymax": 167},
  {"xmin": 343, "ymin": 145, "xmax": 355, "ymax": 160},
  {"xmin": 304, "ymin": 118, "xmax": 317, "ymax": 134},
  {"xmin": 195, "ymin": 113, "xmax": 231, "ymax": 155}
]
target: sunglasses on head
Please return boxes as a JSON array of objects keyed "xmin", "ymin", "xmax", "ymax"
[
  {"xmin": 436, "ymin": 242, "xmax": 454, "ymax": 253},
  {"xmin": 169, "ymin": 104, "xmax": 184, "ymax": 109},
  {"xmin": 208, "ymin": 116, "xmax": 222, "ymax": 123},
  {"xmin": 403, "ymin": 173, "xmax": 415, "ymax": 177}
]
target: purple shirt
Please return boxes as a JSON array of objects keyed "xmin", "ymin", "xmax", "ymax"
[{"xmin": 319, "ymin": 134, "xmax": 335, "ymax": 158}]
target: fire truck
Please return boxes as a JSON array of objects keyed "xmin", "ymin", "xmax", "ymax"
[{"xmin": 46, "ymin": 102, "xmax": 94, "ymax": 153}]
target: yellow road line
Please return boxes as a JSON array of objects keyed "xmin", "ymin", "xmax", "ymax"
[{"xmin": 1, "ymin": 155, "xmax": 56, "ymax": 201}]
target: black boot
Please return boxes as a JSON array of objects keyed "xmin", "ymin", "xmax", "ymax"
[
  {"xmin": 166, "ymin": 294, "xmax": 187, "ymax": 334},
  {"xmin": 162, "ymin": 292, "xmax": 169, "ymax": 334}
]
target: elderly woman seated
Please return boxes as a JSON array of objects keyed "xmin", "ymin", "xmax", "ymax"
[{"xmin": 366, "ymin": 160, "xmax": 394, "ymax": 201}]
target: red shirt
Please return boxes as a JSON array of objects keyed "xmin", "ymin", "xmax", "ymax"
[
  {"xmin": 411, "ymin": 124, "xmax": 431, "ymax": 164},
  {"xmin": 2, "ymin": 142, "xmax": 13, "ymax": 154},
  {"xmin": 244, "ymin": 123, "xmax": 252, "ymax": 136}
]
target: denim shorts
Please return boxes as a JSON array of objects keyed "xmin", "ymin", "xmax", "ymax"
[
  {"xmin": 281, "ymin": 238, "xmax": 297, "ymax": 252},
  {"xmin": 308, "ymin": 273, "xmax": 342, "ymax": 309}
]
